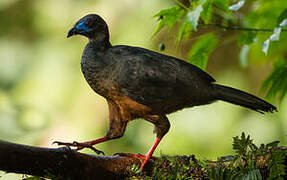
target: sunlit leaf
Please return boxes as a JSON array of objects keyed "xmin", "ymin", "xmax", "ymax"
[
  {"xmin": 229, "ymin": 0, "xmax": 245, "ymax": 11},
  {"xmin": 279, "ymin": 18, "xmax": 287, "ymax": 27},
  {"xmin": 262, "ymin": 39, "xmax": 270, "ymax": 55},
  {"xmin": 269, "ymin": 28, "xmax": 281, "ymax": 41},
  {"xmin": 262, "ymin": 18, "xmax": 287, "ymax": 55},
  {"xmin": 188, "ymin": 5, "xmax": 203, "ymax": 31},
  {"xmin": 188, "ymin": 33, "xmax": 218, "ymax": 70},
  {"xmin": 176, "ymin": 19, "xmax": 193, "ymax": 45},
  {"xmin": 239, "ymin": 45, "xmax": 250, "ymax": 68},
  {"xmin": 153, "ymin": 6, "xmax": 185, "ymax": 35}
]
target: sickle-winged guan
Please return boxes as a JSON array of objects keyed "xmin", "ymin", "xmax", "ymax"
[{"xmin": 54, "ymin": 14, "xmax": 277, "ymax": 170}]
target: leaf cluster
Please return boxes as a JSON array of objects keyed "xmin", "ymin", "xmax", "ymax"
[
  {"xmin": 153, "ymin": 0, "xmax": 287, "ymax": 101},
  {"xmin": 208, "ymin": 132, "xmax": 286, "ymax": 180},
  {"xmin": 129, "ymin": 132, "xmax": 287, "ymax": 180}
]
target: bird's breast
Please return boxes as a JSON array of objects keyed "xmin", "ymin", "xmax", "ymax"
[{"xmin": 81, "ymin": 58, "xmax": 122, "ymax": 100}]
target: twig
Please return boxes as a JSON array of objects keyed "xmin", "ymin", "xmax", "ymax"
[
  {"xmin": 176, "ymin": 0, "xmax": 190, "ymax": 11},
  {"xmin": 200, "ymin": 23, "xmax": 287, "ymax": 32}
]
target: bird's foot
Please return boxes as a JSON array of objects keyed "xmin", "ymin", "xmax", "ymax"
[
  {"xmin": 53, "ymin": 141, "xmax": 104, "ymax": 155},
  {"xmin": 114, "ymin": 153, "xmax": 157, "ymax": 171}
]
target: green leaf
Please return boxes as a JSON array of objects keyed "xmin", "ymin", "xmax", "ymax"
[
  {"xmin": 176, "ymin": 19, "xmax": 193, "ymax": 46},
  {"xmin": 263, "ymin": 19, "xmax": 286, "ymax": 55},
  {"xmin": 240, "ymin": 169, "xmax": 262, "ymax": 180},
  {"xmin": 153, "ymin": 6, "xmax": 185, "ymax": 35},
  {"xmin": 238, "ymin": 32, "xmax": 257, "ymax": 46},
  {"xmin": 262, "ymin": 39, "xmax": 271, "ymax": 55},
  {"xmin": 268, "ymin": 150, "xmax": 287, "ymax": 179},
  {"xmin": 188, "ymin": 33, "xmax": 218, "ymax": 70},
  {"xmin": 187, "ymin": 5, "xmax": 203, "ymax": 31},
  {"xmin": 277, "ymin": 8, "xmax": 287, "ymax": 26},
  {"xmin": 266, "ymin": 141, "xmax": 280, "ymax": 149},
  {"xmin": 213, "ymin": 0, "xmax": 229, "ymax": 11},
  {"xmin": 158, "ymin": 42, "xmax": 165, "ymax": 51},
  {"xmin": 201, "ymin": 2, "xmax": 213, "ymax": 24},
  {"xmin": 261, "ymin": 59, "xmax": 287, "ymax": 101},
  {"xmin": 229, "ymin": 0, "xmax": 245, "ymax": 11},
  {"xmin": 239, "ymin": 45, "xmax": 250, "ymax": 68}
]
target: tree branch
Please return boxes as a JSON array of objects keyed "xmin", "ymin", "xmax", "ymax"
[
  {"xmin": 0, "ymin": 140, "xmax": 151, "ymax": 180},
  {"xmin": 1, "ymin": 139, "xmax": 286, "ymax": 179},
  {"xmin": 200, "ymin": 23, "xmax": 287, "ymax": 32}
]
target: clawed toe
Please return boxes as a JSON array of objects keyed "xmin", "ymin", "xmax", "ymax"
[
  {"xmin": 53, "ymin": 141, "xmax": 104, "ymax": 155},
  {"xmin": 88, "ymin": 146, "xmax": 105, "ymax": 155},
  {"xmin": 115, "ymin": 152, "xmax": 158, "ymax": 171}
]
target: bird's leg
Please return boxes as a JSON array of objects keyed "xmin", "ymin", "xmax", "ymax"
[
  {"xmin": 140, "ymin": 137, "xmax": 162, "ymax": 169},
  {"xmin": 54, "ymin": 100, "xmax": 127, "ymax": 155},
  {"xmin": 114, "ymin": 137, "xmax": 161, "ymax": 169},
  {"xmin": 140, "ymin": 115, "xmax": 170, "ymax": 171},
  {"xmin": 53, "ymin": 122, "xmax": 126, "ymax": 154},
  {"xmin": 116, "ymin": 115, "xmax": 170, "ymax": 171}
]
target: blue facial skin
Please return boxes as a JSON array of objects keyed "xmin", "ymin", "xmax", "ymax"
[
  {"xmin": 67, "ymin": 20, "xmax": 93, "ymax": 38},
  {"xmin": 76, "ymin": 21, "xmax": 90, "ymax": 31}
]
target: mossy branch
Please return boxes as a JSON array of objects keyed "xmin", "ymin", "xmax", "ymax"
[
  {"xmin": 0, "ymin": 140, "xmax": 152, "ymax": 180},
  {"xmin": 0, "ymin": 135, "xmax": 286, "ymax": 179}
]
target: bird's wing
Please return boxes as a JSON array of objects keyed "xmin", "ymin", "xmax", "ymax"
[{"xmin": 106, "ymin": 45, "xmax": 215, "ymax": 106}]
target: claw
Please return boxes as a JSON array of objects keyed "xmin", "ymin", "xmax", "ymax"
[{"xmin": 89, "ymin": 146, "xmax": 105, "ymax": 155}]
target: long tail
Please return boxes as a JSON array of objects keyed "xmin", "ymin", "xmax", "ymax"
[{"xmin": 212, "ymin": 84, "xmax": 277, "ymax": 113}]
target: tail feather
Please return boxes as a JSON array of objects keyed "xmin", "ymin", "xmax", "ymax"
[{"xmin": 213, "ymin": 84, "xmax": 277, "ymax": 113}]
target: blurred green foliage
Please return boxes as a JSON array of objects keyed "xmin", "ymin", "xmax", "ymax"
[
  {"xmin": 154, "ymin": 0, "xmax": 287, "ymax": 101},
  {"xmin": 188, "ymin": 33, "xmax": 218, "ymax": 70},
  {"xmin": 0, "ymin": 0, "xmax": 287, "ymax": 179}
]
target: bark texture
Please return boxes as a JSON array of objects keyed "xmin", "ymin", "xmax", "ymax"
[{"xmin": 0, "ymin": 140, "xmax": 149, "ymax": 180}]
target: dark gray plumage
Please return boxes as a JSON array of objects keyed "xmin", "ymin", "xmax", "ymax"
[{"xmin": 55, "ymin": 14, "xmax": 277, "ymax": 171}]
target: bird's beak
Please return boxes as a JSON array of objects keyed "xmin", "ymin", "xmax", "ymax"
[
  {"xmin": 67, "ymin": 21, "xmax": 90, "ymax": 38},
  {"xmin": 67, "ymin": 27, "xmax": 77, "ymax": 38}
]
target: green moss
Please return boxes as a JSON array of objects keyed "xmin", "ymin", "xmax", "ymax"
[{"xmin": 128, "ymin": 132, "xmax": 287, "ymax": 180}]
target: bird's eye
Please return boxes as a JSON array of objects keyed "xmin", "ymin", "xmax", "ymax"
[{"xmin": 85, "ymin": 21, "xmax": 93, "ymax": 27}]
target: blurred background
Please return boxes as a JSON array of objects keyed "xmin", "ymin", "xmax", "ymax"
[{"xmin": 0, "ymin": 0, "xmax": 286, "ymax": 178}]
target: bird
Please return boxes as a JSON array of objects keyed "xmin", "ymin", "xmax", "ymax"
[{"xmin": 54, "ymin": 14, "xmax": 277, "ymax": 171}]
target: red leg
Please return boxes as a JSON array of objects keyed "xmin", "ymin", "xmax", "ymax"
[
  {"xmin": 115, "ymin": 137, "xmax": 162, "ymax": 171},
  {"xmin": 54, "ymin": 100, "xmax": 128, "ymax": 155},
  {"xmin": 140, "ymin": 137, "xmax": 162, "ymax": 171},
  {"xmin": 79, "ymin": 137, "xmax": 108, "ymax": 147}
]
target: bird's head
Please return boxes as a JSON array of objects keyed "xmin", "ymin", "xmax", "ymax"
[{"xmin": 67, "ymin": 14, "xmax": 109, "ymax": 41}]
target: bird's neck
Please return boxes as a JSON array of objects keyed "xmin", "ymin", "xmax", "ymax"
[
  {"xmin": 89, "ymin": 38, "xmax": 112, "ymax": 53},
  {"xmin": 81, "ymin": 38, "xmax": 112, "ymax": 94},
  {"xmin": 81, "ymin": 38, "xmax": 112, "ymax": 71}
]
